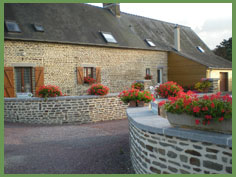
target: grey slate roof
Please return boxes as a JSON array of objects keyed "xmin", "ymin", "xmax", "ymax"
[{"xmin": 4, "ymin": 3, "xmax": 232, "ymax": 69}]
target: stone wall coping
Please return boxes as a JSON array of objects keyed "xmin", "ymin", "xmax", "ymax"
[
  {"xmin": 4, "ymin": 93, "xmax": 120, "ymax": 102},
  {"xmin": 127, "ymin": 107, "xmax": 232, "ymax": 147}
]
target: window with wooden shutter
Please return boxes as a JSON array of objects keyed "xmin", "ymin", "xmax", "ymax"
[
  {"xmin": 77, "ymin": 67, "xmax": 84, "ymax": 84},
  {"xmin": 4, "ymin": 67, "xmax": 15, "ymax": 97},
  {"xmin": 35, "ymin": 67, "xmax": 44, "ymax": 95},
  {"xmin": 96, "ymin": 67, "xmax": 101, "ymax": 83}
]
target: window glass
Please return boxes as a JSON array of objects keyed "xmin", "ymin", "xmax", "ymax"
[
  {"xmin": 15, "ymin": 67, "xmax": 32, "ymax": 93},
  {"xmin": 157, "ymin": 68, "xmax": 163, "ymax": 84},
  {"xmin": 5, "ymin": 21, "xmax": 21, "ymax": 33},
  {"xmin": 101, "ymin": 32, "xmax": 117, "ymax": 43}
]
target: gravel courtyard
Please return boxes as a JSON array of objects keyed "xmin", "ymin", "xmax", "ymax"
[{"xmin": 4, "ymin": 119, "xmax": 134, "ymax": 174}]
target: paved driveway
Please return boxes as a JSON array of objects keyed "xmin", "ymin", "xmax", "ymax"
[{"xmin": 4, "ymin": 119, "xmax": 134, "ymax": 174}]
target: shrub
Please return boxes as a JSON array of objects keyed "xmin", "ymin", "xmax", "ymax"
[
  {"xmin": 194, "ymin": 78, "xmax": 212, "ymax": 93},
  {"xmin": 119, "ymin": 89, "xmax": 155, "ymax": 103},
  {"xmin": 159, "ymin": 91, "xmax": 232, "ymax": 125},
  {"xmin": 37, "ymin": 85, "xmax": 63, "ymax": 98},
  {"xmin": 155, "ymin": 81, "xmax": 183, "ymax": 98},
  {"xmin": 144, "ymin": 74, "xmax": 152, "ymax": 80},
  {"xmin": 87, "ymin": 83, "xmax": 109, "ymax": 96},
  {"xmin": 131, "ymin": 81, "xmax": 144, "ymax": 91},
  {"xmin": 84, "ymin": 76, "xmax": 96, "ymax": 85}
]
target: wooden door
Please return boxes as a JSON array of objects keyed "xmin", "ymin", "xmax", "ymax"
[{"xmin": 220, "ymin": 72, "xmax": 228, "ymax": 91}]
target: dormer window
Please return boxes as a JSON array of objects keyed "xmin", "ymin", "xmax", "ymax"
[
  {"xmin": 33, "ymin": 24, "xmax": 44, "ymax": 32},
  {"xmin": 196, "ymin": 46, "xmax": 205, "ymax": 53},
  {"xmin": 101, "ymin": 32, "xmax": 117, "ymax": 43},
  {"xmin": 145, "ymin": 39, "xmax": 156, "ymax": 47},
  {"xmin": 5, "ymin": 20, "xmax": 21, "ymax": 33}
]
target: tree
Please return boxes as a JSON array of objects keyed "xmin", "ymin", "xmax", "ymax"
[{"xmin": 213, "ymin": 37, "xmax": 232, "ymax": 61}]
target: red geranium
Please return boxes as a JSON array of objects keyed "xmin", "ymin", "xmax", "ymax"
[
  {"xmin": 37, "ymin": 85, "xmax": 63, "ymax": 98},
  {"xmin": 155, "ymin": 81, "xmax": 183, "ymax": 98},
  {"xmin": 87, "ymin": 84, "xmax": 109, "ymax": 96},
  {"xmin": 160, "ymin": 92, "xmax": 232, "ymax": 126}
]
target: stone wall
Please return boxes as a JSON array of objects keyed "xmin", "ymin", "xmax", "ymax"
[
  {"xmin": 127, "ymin": 107, "xmax": 232, "ymax": 174},
  {"xmin": 4, "ymin": 93, "xmax": 127, "ymax": 124},
  {"xmin": 4, "ymin": 40, "xmax": 168, "ymax": 96}
]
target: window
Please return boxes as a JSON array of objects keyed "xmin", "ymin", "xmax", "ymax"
[
  {"xmin": 5, "ymin": 20, "xmax": 21, "ymax": 33},
  {"xmin": 196, "ymin": 46, "xmax": 205, "ymax": 53},
  {"xmin": 146, "ymin": 68, "xmax": 150, "ymax": 75},
  {"xmin": 33, "ymin": 24, "xmax": 44, "ymax": 32},
  {"xmin": 84, "ymin": 67, "xmax": 94, "ymax": 78},
  {"xmin": 15, "ymin": 67, "xmax": 32, "ymax": 93},
  {"xmin": 145, "ymin": 39, "xmax": 156, "ymax": 47},
  {"xmin": 157, "ymin": 68, "xmax": 163, "ymax": 84},
  {"xmin": 101, "ymin": 32, "xmax": 117, "ymax": 43}
]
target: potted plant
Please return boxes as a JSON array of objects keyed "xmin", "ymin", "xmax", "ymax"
[
  {"xmin": 194, "ymin": 78, "xmax": 212, "ymax": 93},
  {"xmin": 84, "ymin": 76, "xmax": 96, "ymax": 85},
  {"xmin": 155, "ymin": 81, "xmax": 183, "ymax": 98},
  {"xmin": 144, "ymin": 74, "xmax": 152, "ymax": 80},
  {"xmin": 137, "ymin": 90, "xmax": 155, "ymax": 107},
  {"xmin": 87, "ymin": 83, "xmax": 109, "ymax": 96},
  {"xmin": 131, "ymin": 81, "xmax": 144, "ymax": 91},
  {"xmin": 36, "ymin": 85, "xmax": 63, "ymax": 99},
  {"xmin": 119, "ymin": 89, "xmax": 140, "ymax": 107},
  {"xmin": 159, "ymin": 91, "xmax": 232, "ymax": 134}
]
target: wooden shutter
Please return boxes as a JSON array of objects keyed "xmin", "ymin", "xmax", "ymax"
[
  {"xmin": 4, "ymin": 67, "xmax": 15, "ymax": 97},
  {"xmin": 96, "ymin": 67, "xmax": 101, "ymax": 83},
  {"xmin": 35, "ymin": 67, "xmax": 44, "ymax": 95},
  {"xmin": 77, "ymin": 67, "xmax": 84, "ymax": 84}
]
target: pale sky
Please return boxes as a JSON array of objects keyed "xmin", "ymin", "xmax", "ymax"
[{"xmin": 88, "ymin": 3, "xmax": 232, "ymax": 50}]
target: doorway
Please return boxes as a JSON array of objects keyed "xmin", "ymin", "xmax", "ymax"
[{"xmin": 220, "ymin": 72, "xmax": 228, "ymax": 91}]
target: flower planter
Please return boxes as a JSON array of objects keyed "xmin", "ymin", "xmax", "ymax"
[
  {"xmin": 166, "ymin": 112, "xmax": 232, "ymax": 134},
  {"xmin": 137, "ymin": 101, "xmax": 144, "ymax": 107},
  {"xmin": 129, "ymin": 100, "xmax": 137, "ymax": 107}
]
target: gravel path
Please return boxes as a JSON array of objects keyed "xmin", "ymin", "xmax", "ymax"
[{"xmin": 4, "ymin": 119, "xmax": 134, "ymax": 174}]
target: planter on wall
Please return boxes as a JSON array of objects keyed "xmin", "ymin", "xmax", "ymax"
[
  {"xmin": 166, "ymin": 112, "xmax": 232, "ymax": 134},
  {"xmin": 137, "ymin": 101, "xmax": 144, "ymax": 107},
  {"xmin": 129, "ymin": 100, "xmax": 137, "ymax": 107}
]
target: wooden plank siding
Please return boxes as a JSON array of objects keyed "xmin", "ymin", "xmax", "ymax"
[{"xmin": 168, "ymin": 52, "xmax": 207, "ymax": 86}]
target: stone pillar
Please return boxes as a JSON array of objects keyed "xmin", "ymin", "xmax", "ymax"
[{"xmin": 208, "ymin": 78, "xmax": 219, "ymax": 93}]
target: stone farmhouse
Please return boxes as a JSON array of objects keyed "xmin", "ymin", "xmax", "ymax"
[{"xmin": 4, "ymin": 3, "xmax": 232, "ymax": 97}]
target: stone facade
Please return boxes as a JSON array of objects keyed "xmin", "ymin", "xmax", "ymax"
[
  {"xmin": 4, "ymin": 93, "xmax": 128, "ymax": 124},
  {"xmin": 129, "ymin": 121, "xmax": 232, "ymax": 174},
  {"xmin": 4, "ymin": 40, "xmax": 168, "ymax": 96}
]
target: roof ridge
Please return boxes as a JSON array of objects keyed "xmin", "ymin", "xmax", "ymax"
[
  {"xmin": 86, "ymin": 3, "xmax": 191, "ymax": 29},
  {"xmin": 120, "ymin": 10, "xmax": 191, "ymax": 29}
]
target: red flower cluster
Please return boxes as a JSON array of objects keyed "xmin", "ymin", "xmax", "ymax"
[
  {"xmin": 131, "ymin": 81, "xmax": 144, "ymax": 91},
  {"xmin": 37, "ymin": 85, "xmax": 63, "ymax": 98},
  {"xmin": 155, "ymin": 81, "xmax": 183, "ymax": 98},
  {"xmin": 159, "ymin": 91, "xmax": 232, "ymax": 126},
  {"xmin": 119, "ymin": 89, "xmax": 155, "ymax": 104},
  {"xmin": 144, "ymin": 74, "xmax": 152, "ymax": 80},
  {"xmin": 84, "ymin": 76, "xmax": 96, "ymax": 85},
  {"xmin": 87, "ymin": 84, "xmax": 109, "ymax": 96}
]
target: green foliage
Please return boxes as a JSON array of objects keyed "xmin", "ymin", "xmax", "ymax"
[{"xmin": 213, "ymin": 37, "xmax": 232, "ymax": 61}]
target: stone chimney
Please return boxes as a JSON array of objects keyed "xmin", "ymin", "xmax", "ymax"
[
  {"xmin": 103, "ymin": 3, "xmax": 120, "ymax": 17},
  {"xmin": 174, "ymin": 25, "xmax": 180, "ymax": 51}
]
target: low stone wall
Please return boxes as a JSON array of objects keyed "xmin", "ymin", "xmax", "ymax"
[
  {"xmin": 127, "ymin": 107, "xmax": 232, "ymax": 174},
  {"xmin": 4, "ymin": 93, "xmax": 128, "ymax": 124}
]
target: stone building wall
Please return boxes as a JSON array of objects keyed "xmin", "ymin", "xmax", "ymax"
[
  {"xmin": 4, "ymin": 93, "xmax": 127, "ymax": 124},
  {"xmin": 4, "ymin": 40, "xmax": 168, "ymax": 96}
]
